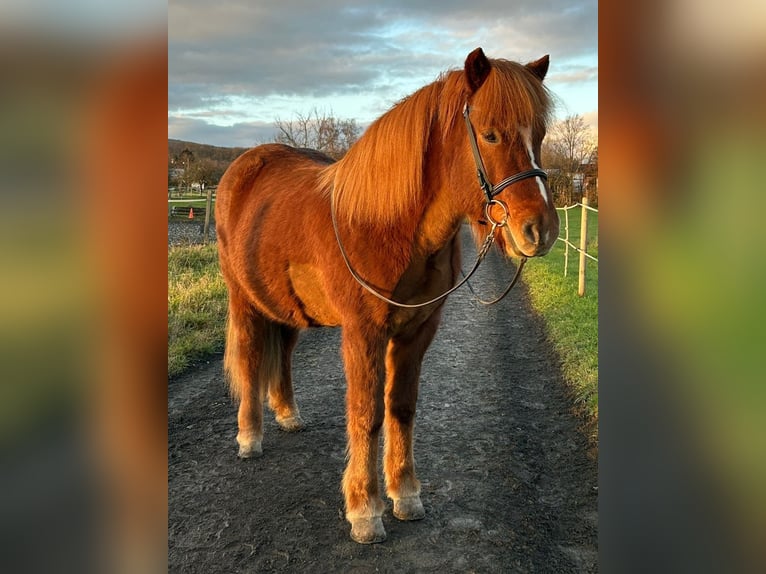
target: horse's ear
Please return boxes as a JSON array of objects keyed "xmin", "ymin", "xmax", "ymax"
[
  {"xmin": 525, "ymin": 55, "xmax": 550, "ymax": 82},
  {"xmin": 465, "ymin": 47, "xmax": 492, "ymax": 93}
]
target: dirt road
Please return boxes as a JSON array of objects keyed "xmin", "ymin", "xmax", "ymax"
[{"xmin": 168, "ymin": 235, "xmax": 598, "ymax": 573}]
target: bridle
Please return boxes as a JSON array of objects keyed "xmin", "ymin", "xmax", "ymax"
[
  {"xmin": 330, "ymin": 102, "xmax": 547, "ymax": 308},
  {"xmin": 462, "ymin": 103, "xmax": 548, "ymax": 202}
]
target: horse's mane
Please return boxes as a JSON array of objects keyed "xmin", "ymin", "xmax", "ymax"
[{"xmin": 320, "ymin": 58, "xmax": 553, "ymax": 226}]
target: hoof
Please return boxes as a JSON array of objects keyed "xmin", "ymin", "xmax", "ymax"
[
  {"xmin": 237, "ymin": 443, "xmax": 262, "ymax": 458},
  {"xmin": 276, "ymin": 414, "xmax": 305, "ymax": 432},
  {"xmin": 393, "ymin": 496, "xmax": 425, "ymax": 521},
  {"xmin": 236, "ymin": 433, "xmax": 262, "ymax": 458},
  {"xmin": 349, "ymin": 516, "xmax": 386, "ymax": 544}
]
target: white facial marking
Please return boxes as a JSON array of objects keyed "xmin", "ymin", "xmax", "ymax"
[{"xmin": 520, "ymin": 126, "xmax": 549, "ymax": 205}]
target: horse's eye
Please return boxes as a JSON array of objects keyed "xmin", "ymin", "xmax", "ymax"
[{"xmin": 482, "ymin": 131, "xmax": 499, "ymax": 143}]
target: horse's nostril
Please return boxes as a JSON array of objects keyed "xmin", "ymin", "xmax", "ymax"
[{"xmin": 522, "ymin": 219, "xmax": 542, "ymax": 246}]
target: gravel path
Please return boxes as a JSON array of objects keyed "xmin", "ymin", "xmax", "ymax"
[
  {"xmin": 168, "ymin": 229, "xmax": 598, "ymax": 572},
  {"xmin": 168, "ymin": 220, "xmax": 216, "ymax": 246}
]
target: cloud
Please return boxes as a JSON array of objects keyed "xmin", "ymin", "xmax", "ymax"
[
  {"xmin": 168, "ymin": 115, "xmax": 278, "ymax": 148},
  {"xmin": 169, "ymin": 0, "xmax": 597, "ymax": 144},
  {"xmin": 583, "ymin": 109, "xmax": 599, "ymax": 138},
  {"xmin": 169, "ymin": 2, "xmax": 390, "ymax": 109},
  {"xmin": 169, "ymin": 1, "xmax": 596, "ymax": 100},
  {"xmin": 549, "ymin": 66, "xmax": 598, "ymax": 85}
]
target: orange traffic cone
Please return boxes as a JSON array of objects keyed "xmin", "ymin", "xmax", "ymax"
[{"xmin": 188, "ymin": 207, "xmax": 194, "ymax": 219}]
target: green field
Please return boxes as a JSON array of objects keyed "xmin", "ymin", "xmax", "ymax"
[
  {"xmin": 522, "ymin": 205, "xmax": 598, "ymax": 438},
  {"xmin": 168, "ymin": 243, "xmax": 228, "ymax": 377},
  {"xmin": 169, "ymin": 199, "xmax": 212, "ymax": 206}
]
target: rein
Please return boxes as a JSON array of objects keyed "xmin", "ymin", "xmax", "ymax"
[
  {"xmin": 331, "ymin": 197, "xmax": 504, "ymax": 309},
  {"xmin": 330, "ymin": 103, "xmax": 544, "ymax": 309}
]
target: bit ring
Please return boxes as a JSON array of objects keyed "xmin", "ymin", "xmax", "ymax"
[{"xmin": 485, "ymin": 199, "xmax": 509, "ymax": 227}]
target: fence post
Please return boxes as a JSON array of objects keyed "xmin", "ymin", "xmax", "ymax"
[
  {"xmin": 563, "ymin": 206, "xmax": 570, "ymax": 277},
  {"xmin": 578, "ymin": 197, "xmax": 589, "ymax": 296},
  {"xmin": 203, "ymin": 186, "xmax": 213, "ymax": 243}
]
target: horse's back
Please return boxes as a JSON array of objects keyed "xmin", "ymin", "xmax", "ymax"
[{"xmin": 216, "ymin": 144, "xmax": 334, "ymax": 237}]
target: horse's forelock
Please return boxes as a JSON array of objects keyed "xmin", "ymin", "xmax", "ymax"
[{"xmin": 474, "ymin": 59, "xmax": 554, "ymax": 131}]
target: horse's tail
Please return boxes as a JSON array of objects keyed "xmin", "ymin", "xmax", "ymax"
[{"xmin": 223, "ymin": 299, "xmax": 283, "ymax": 402}]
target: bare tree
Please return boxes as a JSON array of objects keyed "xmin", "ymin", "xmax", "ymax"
[
  {"xmin": 542, "ymin": 115, "xmax": 597, "ymax": 206},
  {"xmin": 274, "ymin": 108, "xmax": 361, "ymax": 159},
  {"xmin": 187, "ymin": 159, "xmax": 216, "ymax": 194},
  {"xmin": 176, "ymin": 148, "xmax": 195, "ymax": 193}
]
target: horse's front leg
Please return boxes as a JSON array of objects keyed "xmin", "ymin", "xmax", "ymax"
[
  {"xmin": 384, "ymin": 308, "xmax": 442, "ymax": 521},
  {"xmin": 340, "ymin": 325, "xmax": 387, "ymax": 544}
]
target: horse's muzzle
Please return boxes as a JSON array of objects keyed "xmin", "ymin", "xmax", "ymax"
[{"xmin": 505, "ymin": 214, "xmax": 558, "ymax": 257}]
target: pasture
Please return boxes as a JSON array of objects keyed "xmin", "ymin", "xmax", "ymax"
[{"xmin": 525, "ymin": 205, "xmax": 598, "ymax": 430}]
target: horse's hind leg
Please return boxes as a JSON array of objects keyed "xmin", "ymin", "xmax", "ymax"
[
  {"xmin": 267, "ymin": 325, "xmax": 304, "ymax": 432},
  {"xmin": 224, "ymin": 293, "xmax": 282, "ymax": 458},
  {"xmin": 384, "ymin": 308, "xmax": 442, "ymax": 521}
]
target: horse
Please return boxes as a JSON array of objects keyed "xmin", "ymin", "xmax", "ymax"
[{"xmin": 215, "ymin": 47, "xmax": 559, "ymax": 544}]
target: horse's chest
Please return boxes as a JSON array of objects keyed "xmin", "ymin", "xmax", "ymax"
[
  {"xmin": 389, "ymin": 301, "xmax": 442, "ymax": 336},
  {"xmin": 389, "ymin": 246, "xmax": 456, "ymax": 334}
]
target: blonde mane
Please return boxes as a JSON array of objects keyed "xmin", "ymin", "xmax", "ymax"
[{"xmin": 320, "ymin": 58, "xmax": 552, "ymax": 226}]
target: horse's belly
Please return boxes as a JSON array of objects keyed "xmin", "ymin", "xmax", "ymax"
[{"xmin": 288, "ymin": 264, "xmax": 341, "ymax": 326}]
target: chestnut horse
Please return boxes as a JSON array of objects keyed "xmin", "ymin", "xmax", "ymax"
[{"xmin": 215, "ymin": 48, "xmax": 558, "ymax": 544}]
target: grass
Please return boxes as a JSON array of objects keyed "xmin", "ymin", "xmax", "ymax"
[
  {"xmin": 168, "ymin": 199, "xmax": 214, "ymax": 206},
  {"xmin": 167, "ymin": 243, "xmax": 228, "ymax": 378},
  {"xmin": 522, "ymin": 206, "xmax": 598, "ymax": 438}
]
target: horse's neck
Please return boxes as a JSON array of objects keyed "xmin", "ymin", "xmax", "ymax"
[
  {"xmin": 353, "ymin": 121, "xmax": 476, "ymax": 266},
  {"xmin": 412, "ymin": 189, "xmax": 465, "ymax": 257},
  {"xmin": 411, "ymin": 133, "xmax": 477, "ymax": 257}
]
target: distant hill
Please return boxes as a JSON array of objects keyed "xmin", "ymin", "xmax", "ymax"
[
  {"xmin": 169, "ymin": 139, "xmax": 250, "ymax": 164},
  {"xmin": 168, "ymin": 139, "xmax": 251, "ymax": 185}
]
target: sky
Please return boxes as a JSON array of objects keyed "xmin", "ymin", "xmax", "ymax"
[{"xmin": 168, "ymin": 0, "xmax": 597, "ymax": 148}]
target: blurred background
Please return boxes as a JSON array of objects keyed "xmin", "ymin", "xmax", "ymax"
[
  {"xmin": 0, "ymin": 1, "xmax": 166, "ymax": 573},
  {"xmin": 0, "ymin": 1, "xmax": 764, "ymax": 572},
  {"xmin": 600, "ymin": 0, "xmax": 766, "ymax": 571}
]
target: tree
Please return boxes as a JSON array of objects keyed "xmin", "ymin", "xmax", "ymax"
[
  {"xmin": 168, "ymin": 140, "xmax": 248, "ymax": 195},
  {"xmin": 177, "ymin": 148, "xmax": 195, "ymax": 193},
  {"xmin": 582, "ymin": 146, "xmax": 598, "ymax": 206},
  {"xmin": 274, "ymin": 108, "xmax": 361, "ymax": 159},
  {"xmin": 542, "ymin": 115, "xmax": 597, "ymax": 206},
  {"xmin": 187, "ymin": 159, "xmax": 216, "ymax": 194}
]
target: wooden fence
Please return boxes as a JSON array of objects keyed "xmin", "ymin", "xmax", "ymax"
[
  {"xmin": 167, "ymin": 186, "xmax": 216, "ymax": 243},
  {"xmin": 556, "ymin": 198, "xmax": 598, "ymax": 296}
]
